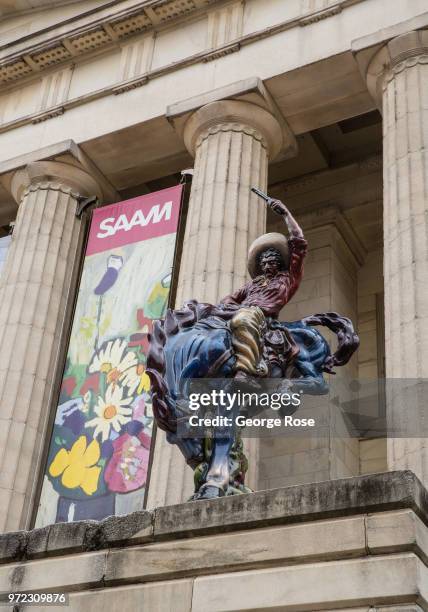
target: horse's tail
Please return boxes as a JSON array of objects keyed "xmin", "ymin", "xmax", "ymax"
[{"xmin": 302, "ymin": 312, "xmax": 360, "ymax": 373}]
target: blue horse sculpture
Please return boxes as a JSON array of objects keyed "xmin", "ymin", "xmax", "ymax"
[{"xmin": 147, "ymin": 300, "xmax": 359, "ymax": 499}]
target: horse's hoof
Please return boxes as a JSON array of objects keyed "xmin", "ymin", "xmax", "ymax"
[{"xmin": 193, "ymin": 484, "xmax": 225, "ymax": 500}]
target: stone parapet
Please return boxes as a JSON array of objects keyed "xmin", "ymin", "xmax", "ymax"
[
  {"xmin": 2, "ymin": 470, "xmax": 427, "ymax": 562},
  {"xmin": 0, "ymin": 471, "xmax": 427, "ymax": 611}
]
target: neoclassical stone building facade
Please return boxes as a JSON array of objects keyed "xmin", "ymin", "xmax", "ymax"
[{"xmin": 0, "ymin": 0, "xmax": 427, "ymax": 609}]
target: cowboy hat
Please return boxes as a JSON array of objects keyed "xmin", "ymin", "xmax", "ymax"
[{"xmin": 248, "ymin": 232, "xmax": 289, "ymax": 278}]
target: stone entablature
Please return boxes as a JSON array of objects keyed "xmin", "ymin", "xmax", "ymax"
[
  {"xmin": 0, "ymin": 0, "xmax": 367, "ymax": 86},
  {"xmin": 0, "ymin": 0, "xmax": 222, "ymax": 80},
  {"xmin": 0, "ymin": 0, "xmax": 371, "ymax": 133},
  {"xmin": 0, "ymin": 0, "xmax": 425, "ymax": 170},
  {"xmin": 0, "ymin": 471, "xmax": 427, "ymax": 610}
]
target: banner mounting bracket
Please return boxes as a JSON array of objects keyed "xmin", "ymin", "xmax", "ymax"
[{"xmin": 76, "ymin": 195, "xmax": 98, "ymax": 218}]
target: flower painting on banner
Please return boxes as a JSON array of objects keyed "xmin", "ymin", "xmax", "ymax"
[{"xmin": 35, "ymin": 186, "xmax": 183, "ymax": 527}]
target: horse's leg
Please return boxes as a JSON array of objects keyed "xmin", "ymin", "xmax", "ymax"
[
  {"xmin": 194, "ymin": 398, "xmax": 239, "ymax": 499},
  {"xmin": 194, "ymin": 435, "xmax": 235, "ymax": 499},
  {"xmin": 193, "ymin": 414, "xmax": 237, "ymax": 499}
]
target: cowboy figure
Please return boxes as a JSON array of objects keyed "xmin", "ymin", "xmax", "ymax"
[{"xmin": 220, "ymin": 197, "xmax": 307, "ymax": 379}]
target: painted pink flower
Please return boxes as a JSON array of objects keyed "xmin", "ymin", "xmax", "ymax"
[
  {"xmin": 132, "ymin": 397, "xmax": 146, "ymax": 421},
  {"xmin": 104, "ymin": 431, "xmax": 151, "ymax": 493}
]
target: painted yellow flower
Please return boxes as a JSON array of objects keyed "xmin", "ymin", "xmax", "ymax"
[
  {"xmin": 121, "ymin": 364, "xmax": 151, "ymax": 395},
  {"xmin": 138, "ymin": 367, "xmax": 151, "ymax": 394},
  {"xmin": 49, "ymin": 436, "xmax": 101, "ymax": 495}
]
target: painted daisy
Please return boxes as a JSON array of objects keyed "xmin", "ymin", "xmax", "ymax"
[
  {"xmin": 88, "ymin": 338, "xmax": 137, "ymax": 386},
  {"xmin": 85, "ymin": 384, "xmax": 133, "ymax": 442}
]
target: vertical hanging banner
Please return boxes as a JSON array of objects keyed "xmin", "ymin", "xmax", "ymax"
[{"xmin": 36, "ymin": 185, "xmax": 182, "ymax": 527}]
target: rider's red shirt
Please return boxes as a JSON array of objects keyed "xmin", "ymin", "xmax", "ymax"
[{"xmin": 221, "ymin": 236, "xmax": 307, "ymax": 318}]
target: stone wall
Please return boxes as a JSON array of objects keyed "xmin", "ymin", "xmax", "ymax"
[
  {"xmin": 0, "ymin": 471, "xmax": 427, "ymax": 611},
  {"xmin": 259, "ymin": 160, "xmax": 384, "ymax": 489}
]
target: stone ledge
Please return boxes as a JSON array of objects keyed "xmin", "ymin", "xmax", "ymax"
[
  {"xmin": 154, "ymin": 470, "xmax": 428, "ymax": 539},
  {"xmin": 0, "ymin": 511, "xmax": 153, "ymax": 563},
  {"xmin": 0, "ymin": 471, "xmax": 426, "ymax": 564}
]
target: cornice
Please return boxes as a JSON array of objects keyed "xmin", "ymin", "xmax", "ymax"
[
  {"xmin": 31, "ymin": 106, "xmax": 65, "ymax": 123},
  {"xmin": 202, "ymin": 41, "xmax": 240, "ymax": 62},
  {"xmin": 112, "ymin": 74, "xmax": 149, "ymax": 94},
  {"xmin": 299, "ymin": 4, "xmax": 343, "ymax": 26},
  {"xmin": 0, "ymin": 0, "xmax": 369, "ymax": 137},
  {"xmin": 0, "ymin": 0, "xmax": 366, "ymax": 89},
  {"xmin": 0, "ymin": 0, "xmax": 220, "ymax": 86}
]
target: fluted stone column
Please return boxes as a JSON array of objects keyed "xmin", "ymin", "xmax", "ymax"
[
  {"xmin": 0, "ymin": 161, "xmax": 102, "ymax": 531},
  {"xmin": 364, "ymin": 30, "xmax": 428, "ymax": 486},
  {"xmin": 147, "ymin": 99, "xmax": 296, "ymax": 507}
]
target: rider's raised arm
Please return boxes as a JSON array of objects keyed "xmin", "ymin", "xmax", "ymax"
[
  {"xmin": 287, "ymin": 233, "xmax": 307, "ymax": 288},
  {"xmin": 268, "ymin": 198, "xmax": 304, "ymax": 239},
  {"xmin": 268, "ymin": 198, "xmax": 307, "ymax": 295},
  {"xmin": 284, "ymin": 207, "xmax": 304, "ymax": 240}
]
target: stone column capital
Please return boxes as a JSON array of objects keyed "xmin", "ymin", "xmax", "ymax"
[
  {"xmin": 364, "ymin": 29, "xmax": 428, "ymax": 108},
  {"xmin": 182, "ymin": 99, "xmax": 296, "ymax": 160},
  {"xmin": 10, "ymin": 160, "xmax": 104, "ymax": 204}
]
